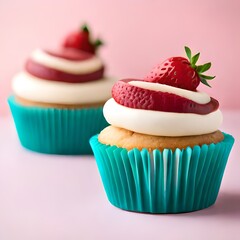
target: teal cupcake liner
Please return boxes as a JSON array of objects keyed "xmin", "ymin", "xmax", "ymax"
[
  {"xmin": 90, "ymin": 133, "xmax": 234, "ymax": 213},
  {"xmin": 8, "ymin": 96, "xmax": 108, "ymax": 155}
]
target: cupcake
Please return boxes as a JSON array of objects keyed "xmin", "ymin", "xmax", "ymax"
[
  {"xmin": 9, "ymin": 24, "xmax": 115, "ymax": 155},
  {"xmin": 90, "ymin": 46, "xmax": 234, "ymax": 213}
]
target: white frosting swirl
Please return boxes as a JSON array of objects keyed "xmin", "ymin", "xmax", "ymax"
[
  {"xmin": 12, "ymin": 72, "xmax": 116, "ymax": 104},
  {"xmin": 31, "ymin": 49, "xmax": 103, "ymax": 74},
  {"xmin": 103, "ymin": 98, "xmax": 223, "ymax": 137},
  {"xmin": 128, "ymin": 81, "xmax": 210, "ymax": 104}
]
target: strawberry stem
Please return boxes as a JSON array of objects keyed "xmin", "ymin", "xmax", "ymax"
[{"xmin": 184, "ymin": 46, "xmax": 215, "ymax": 88}]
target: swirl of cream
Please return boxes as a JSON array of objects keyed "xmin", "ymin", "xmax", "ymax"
[
  {"xmin": 103, "ymin": 98, "xmax": 222, "ymax": 137},
  {"xmin": 30, "ymin": 48, "xmax": 104, "ymax": 74},
  {"xmin": 128, "ymin": 80, "xmax": 210, "ymax": 104},
  {"xmin": 12, "ymin": 72, "xmax": 116, "ymax": 104}
]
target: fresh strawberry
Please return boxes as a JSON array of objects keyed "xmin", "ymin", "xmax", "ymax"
[
  {"xmin": 144, "ymin": 46, "xmax": 215, "ymax": 91},
  {"xmin": 63, "ymin": 24, "xmax": 103, "ymax": 54}
]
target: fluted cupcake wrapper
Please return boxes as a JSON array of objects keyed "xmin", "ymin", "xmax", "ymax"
[
  {"xmin": 90, "ymin": 133, "xmax": 234, "ymax": 213},
  {"xmin": 8, "ymin": 96, "xmax": 108, "ymax": 155}
]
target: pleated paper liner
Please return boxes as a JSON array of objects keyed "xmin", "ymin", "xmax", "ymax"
[
  {"xmin": 90, "ymin": 133, "xmax": 234, "ymax": 213},
  {"xmin": 8, "ymin": 96, "xmax": 108, "ymax": 155}
]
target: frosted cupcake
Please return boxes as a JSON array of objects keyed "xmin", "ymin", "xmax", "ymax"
[
  {"xmin": 90, "ymin": 47, "xmax": 234, "ymax": 213},
  {"xmin": 9, "ymin": 25, "xmax": 115, "ymax": 154}
]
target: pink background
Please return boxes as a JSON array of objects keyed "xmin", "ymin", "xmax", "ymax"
[
  {"xmin": 0, "ymin": 2, "xmax": 240, "ymax": 239},
  {"xmin": 1, "ymin": 0, "xmax": 240, "ymax": 115}
]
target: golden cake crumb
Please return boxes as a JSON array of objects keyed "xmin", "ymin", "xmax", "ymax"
[{"xmin": 99, "ymin": 126, "xmax": 224, "ymax": 151}]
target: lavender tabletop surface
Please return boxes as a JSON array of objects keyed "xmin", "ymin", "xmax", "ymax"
[{"xmin": 0, "ymin": 110, "xmax": 239, "ymax": 240}]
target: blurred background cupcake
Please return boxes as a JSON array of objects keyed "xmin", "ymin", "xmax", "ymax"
[
  {"xmin": 8, "ymin": 24, "xmax": 116, "ymax": 155},
  {"xmin": 90, "ymin": 47, "xmax": 234, "ymax": 213}
]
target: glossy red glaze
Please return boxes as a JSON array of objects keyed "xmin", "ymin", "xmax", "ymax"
[
  {"xmin": 25, "ymin": 59, "xmax": 104, "ymax": 83},
  {"xmin": 145, "ymin": 57, "xmax": 200, "ymax": 91},
  {"xmin": 112, "ymin": 79, "xmax": 219, "ymax": 114}
]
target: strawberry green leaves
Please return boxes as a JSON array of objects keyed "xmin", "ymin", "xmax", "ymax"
[
  {"xmin": 196, "ymin": 62, "xmax": 211, "ymax": 73},
  {"xmin": 199, "ymin": 78, "xmax": 211, "ymax": 87},
  {"xmin": 184, "ymin": 46, "xmax": 215, "ymax": 88},
  {"xmin": 199, "ymin": 74, "xmax": 215, "ymax": 80},
  {"xmin": 81, "ymin": 24, "xmax": 90, "ymax": 33},
  {"xmin": 185, "ymin": 46, "xmax": 200, "ymax": 68},
  {"xmin": 94, "ymin": 38, "xmax": 104, "ymax": 49},
  {"xmin": 185, "ymin": 46, "xmax": 192, "ymax": 60},
  {"xmin": 191, "ymin": 52, "xmax": 200, "ymax": 66}
]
